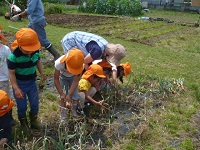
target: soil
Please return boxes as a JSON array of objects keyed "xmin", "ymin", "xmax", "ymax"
[{"xmin": 3, "ymin": 14, "xmax": 200, "ymax": 149}]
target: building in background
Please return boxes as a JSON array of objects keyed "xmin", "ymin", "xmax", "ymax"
[{"xmin": 191, "ymin": 0, "xmax": 200, "ymax": 7}]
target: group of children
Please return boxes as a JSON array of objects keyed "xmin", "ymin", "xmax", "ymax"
[{"xmin": 0, "ymin": 26, "xmax": 131, "ymax": 148}]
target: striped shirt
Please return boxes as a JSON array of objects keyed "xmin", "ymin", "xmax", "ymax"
[
  {"xmin": 7, "ymin": 47, "xmax": 40, "ymax": 81},
  {"xmin": 61, "ymin": 31, "xmax": 108, "ymax": 60}
]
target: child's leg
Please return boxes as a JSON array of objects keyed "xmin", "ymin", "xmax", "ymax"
[
  {"xmin": 13, "ymin": 80, "xmax": 29, "ymax": 132},
  {"xmin": 27, "ymin": 80, "xmax": 42, "ymax": 129},
  {"xmin": 59, "ymin": 75, "xmax": 69, "ymax": 121},
  {"xmin": 71, "ymin": 86, "xmax": 80, "ymax": 117},
  {"xmin": 0, "ymin": 81, "xmax": 15, "ymax": 126},
  {"xmin": 78, "ymin": 92, "xmax": 86, "ymax": 109}
]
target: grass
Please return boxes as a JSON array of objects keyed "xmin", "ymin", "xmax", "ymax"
[{"xmin": 0, "ymin": 6, "xmax": 200, "ymax": 149}]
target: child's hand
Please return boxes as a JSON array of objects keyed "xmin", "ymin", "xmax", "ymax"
[
  {"xmin": 39, "ymin": 74, "xmax": 47, "ymax": 90},
  {"xmin": 95, "ymin": 101, "xmax": 102, "ymax": 106},
  {"xmin": 15, "ymin": 88, "xmax": 24, "ymax": 99},
  {"xmin": 41, "ymin": 74, "xmax": 47, "ymax": 81},
  {"xmin": 60, "ymin": 93, "xmax": 66, "ymax": 102},
  {"xmin": 65, "ymin": 94, "xmax": 71, "ymax": 102}
]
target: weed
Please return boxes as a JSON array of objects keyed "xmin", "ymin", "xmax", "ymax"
[
  {"xmin": 45, "ymin": 92, "xmax": 57, "ymax": 101},
  {"xmin": 179, "ymin": 139, "xmax": 194, "ymax": 150}
]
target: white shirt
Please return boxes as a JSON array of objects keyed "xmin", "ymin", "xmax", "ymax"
[
  {"xmin": 0, "ymin": 44, "xmax": 11, "ymax": 81},
  {"xmin": 92, "ymin": 59, "xmax": 117, "ymax": 71},
  {"xmin": 54, "ymin": 55, "xmax": 73, "ymax": 77}
]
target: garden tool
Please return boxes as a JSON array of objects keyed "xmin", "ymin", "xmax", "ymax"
[
  {"xmin": 5, "ymin": 0, "xmax": 21, "ymax": 20},
  {"xmin": 29, "ymin": 112, "xmax": 43, "ymax": 129}
]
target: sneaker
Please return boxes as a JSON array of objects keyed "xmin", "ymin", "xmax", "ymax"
[{"xmin": 76, "ymin": 108, "xmax": 84, "ymax": 115}]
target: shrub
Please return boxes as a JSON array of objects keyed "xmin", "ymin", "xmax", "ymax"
[
  {"xmin": 78, "ymin": 0, "xmax": 142, "ymax": 17},
  {"xmin": 44, "ymin": 2, "xmax": 63, "ymax": 14}
]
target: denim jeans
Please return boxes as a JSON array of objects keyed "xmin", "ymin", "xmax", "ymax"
[
  {"xmin": 60, "ymin": 74, "xmax": 79, "ymax": 101},
  {"xmin": 28, "ymin": 19, "xmax": 51, "ymax": 48},
  {"xmin": 13, "ymin": 79, "xmax": 39, "ymax": 118}
]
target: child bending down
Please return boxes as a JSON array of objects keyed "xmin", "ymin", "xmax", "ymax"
[
  {"xmin": 78, "ymin": 64, "xmax": 106, "ymax": 109},
  {"xmin": 93, "ymin": 59, "xmax": 132, "ymax": 91}
]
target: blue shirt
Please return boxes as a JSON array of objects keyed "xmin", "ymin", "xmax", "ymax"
[
  {"xmin": 25, "ymin": 0, "xmax": 45, "ymax": 23},
  {"xmin": 61, "ymin": 31, "xmax": 108, "ymax": 60}
]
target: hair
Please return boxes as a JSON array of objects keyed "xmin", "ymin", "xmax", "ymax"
[
  {"xmin": 117, "ymin": 66, "xmax": 124, "ymax": 83},
  {"xmin": 93, "ymin": 74, "xmax": 101, "ymax": 79},
  {"xmin": 103, "ymin": 67, "xmax": 112, "ymax": 78}
]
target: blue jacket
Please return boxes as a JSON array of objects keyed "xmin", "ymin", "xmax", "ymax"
[{"xmin": 25, "ymin": 0, "xmax": 45, "ymax": 23}]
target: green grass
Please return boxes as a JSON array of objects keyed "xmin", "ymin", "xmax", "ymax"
[{"xmin": 0, "ymin": 7, "xmax": 200, "ymax": 150}]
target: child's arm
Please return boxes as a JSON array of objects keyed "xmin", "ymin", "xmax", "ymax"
[
  {"xmin": 0, "ymin": 138, "xmax": 8, "ymax": 147},
  {"xmin": 54, "ymin": 68, "xmax": 66, "ymax": 103},
  {"xmin": 9, "ymin": 69, "xmax": 24, "ymax": 99},
  {"xmin": 37, "ymin": 60, "xmax": 46, "ymax": 81},
  {"xmin": 84, "ymin": 91, "xmax": 102, "ymax": 106},
  {"xmin": 66, "ymin": 74, "xmax": 81, "ymax": 102},
  {"xmin": 84, "ymin": 54, "xmax": 93, "ymax": 70}
]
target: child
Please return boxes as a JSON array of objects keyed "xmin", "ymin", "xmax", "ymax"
[
  {"xmin": 118, "ymin": 62, "xmax": 132, "ymax": 84},
  {"xmin": 0, "ymin": 90, "xmax": 14, "ymax": 148},
  {"xmin": 78, "ymin": 64, "xmax": 106, "ymax": 109},
  {"xmin": 93, "ymin": 60, "xmax": 132, "ymax": 90},
  {"xmin": 7, "ymin": 28, "xmax": 46, "ymax": 133},
  {"xmin": 54, "ymin": 48, "xmax": 84, "ymax": 119},
  {"xmin": 0, "ymin": 25, "xmax": 15, "ymax": 126}
]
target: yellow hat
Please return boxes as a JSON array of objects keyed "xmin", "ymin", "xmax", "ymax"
[
  {"xmin": 60, "ymin": 48, "xmax": 84, "ymax": 75},
  {"xmin": 0, "ymin": 90, "xmax": 14, "ymax": 117},
  {"xmin": 120, "ymin": 62, "xmax": 131, "ymax": 77},
  {"xmin": 82, "ymin": 64, "xmax": 106, "ymax": 79},
  {"xmin": 11, "ymin": 28, "xmax": 41, "ymax": 51}
]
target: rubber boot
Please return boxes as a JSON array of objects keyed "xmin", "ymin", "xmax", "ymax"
[
  {"xmin": 46, "ymin": 44, "xmax": 60, "ymax": 61},
  {"xmin": 29, "ymin": 112, "xmax": 43, "ymax": 130},
  {"xmin": 71, "ymin": 103, "xmax": 78, "ymax": 117},
  {"xmin": 9, "ymin": 109, "xmax": 16, "ymax": 126},
  {"xmin": 60, "ymin": 106, "xmax": 67, "ymax": 126},
  {"xmin": 18, "ymin": 116, "xmax": 29, "ymax": 134}
]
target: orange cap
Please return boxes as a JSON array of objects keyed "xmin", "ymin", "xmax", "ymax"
[
  {"xmin": 60, "ymin": 48, "xmax": 84, "ymax": 75},
  {"xmin": 0, "ymin": 90, "xmax": 14, "ymax": 117},
  {"xmin": 97, "ymin": 60, "xmax": 112, "ymax": 68},
  {"xmin": 11, "ymin": 28, "xmax": 41, "ymax": 51},
  {"xmin": 82, "ymin": 64, "xmax": 106, "ymax": 79},
  {"xmin": 120, "ymin": 62, "xmax": 131, "ymax": 77}
]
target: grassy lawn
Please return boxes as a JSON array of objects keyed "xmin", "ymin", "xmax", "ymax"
[{"xmin": 0, "ymin": 8, "xmax": 200, "ymax": 149}]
